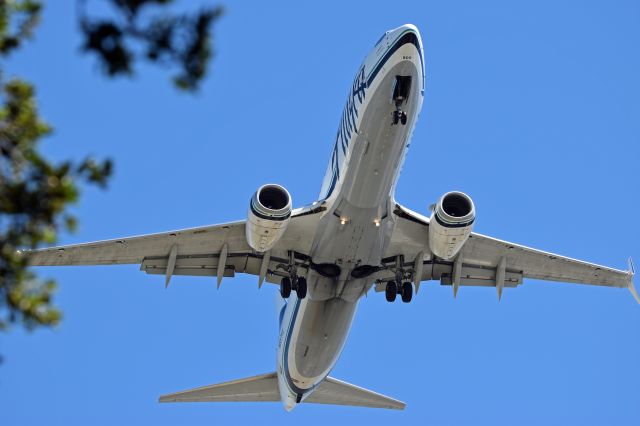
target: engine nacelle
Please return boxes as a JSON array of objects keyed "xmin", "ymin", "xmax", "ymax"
[
  {"xmin": 246, "ymin": 184, "xmax": 292, "ymax": 252},
  {"xmin": 428, "ymin": 191, "xmax": 475, "ymax": 260}
]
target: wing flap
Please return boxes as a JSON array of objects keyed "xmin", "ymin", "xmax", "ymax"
[{"xmin": 375, "ymin": 261, "xmax": 523, "ymax": 291}]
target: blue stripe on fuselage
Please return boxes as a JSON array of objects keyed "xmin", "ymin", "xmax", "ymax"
[
  {"xmin": 280, "ymin": 297, "xmax": 323, "ymax": 398},
  {"xmin": 366, "ymin": 30, "xmax": 423, "ymax": 87},
  {"xmin": 280, "ymin": 297, "xmax": 306, "ymax": 396},
  {"xmin": 320, "ymin": 30, "xmax": 421, "ymax": 201},
  {"xmin": 320, "ymin": 66, "xmax": 367, "ymax": 200}
]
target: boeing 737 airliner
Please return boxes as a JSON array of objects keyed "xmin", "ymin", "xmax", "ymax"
[{"xmin": 28, "ymin": 24, "xmax": 637, "ymax": 411}]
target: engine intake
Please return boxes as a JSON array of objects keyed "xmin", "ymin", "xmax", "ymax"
[
  {"xmin": 428, "ymin": 191, "xmax": 475, "ymax": 260},
  {"xmin": 246, "ymin": 184, "xmax": 292, "ymax": 252}
]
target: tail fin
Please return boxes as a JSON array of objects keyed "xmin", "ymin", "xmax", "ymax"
[{"xmin": 159, "ymin": 372, "xmax": 405, "ymax": 410}]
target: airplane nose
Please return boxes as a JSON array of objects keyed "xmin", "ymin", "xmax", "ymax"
[
  {"xmin": 396, "ymin": 23, "xmax": 419, "ymax": 33},
  {"xmin": 385, "ymin": 23, "xmax": 423, "ymax": 59},
  {"xmin": 388, "ymin": 23, "xmax": 420, "ymax": 38}
]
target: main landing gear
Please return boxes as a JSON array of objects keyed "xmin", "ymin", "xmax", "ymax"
[
  {"xmin": 381, "ymin": 254, "xmax": 414, "ymax": 303},
  {"xmin": 279, "ymin": 251, "xmax": 307, "ymax": 299},
  {"xmin": 385, "ymin": 280, "xmax": 413, "ymax": 303},
  {"xmin": 280, "ymin": 276, "xmax": 307, "ymax": 299}
]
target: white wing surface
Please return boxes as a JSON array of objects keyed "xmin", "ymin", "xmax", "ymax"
[
  {"xmin": 26, "ymin": 220, "xmax": 249, "ymax": 266},
  {"xmin": 384, "ymin": 204, "xmax": 638, "ymax": 302},
  {"xmin": 25, "ymin": 204, "xmax": 325, "ymax": 286}
]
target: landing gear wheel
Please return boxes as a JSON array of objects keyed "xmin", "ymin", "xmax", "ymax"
[
  {"xmin": 400, "ymin": 112, "xmax": 407, "ymax": 125},
  {"xmin": 385, "ymin": 281, "xmax": 398, "ymax": 302},
  {"xmin": 392, "ymin": 110, "xmax": 400, "ymax": 125},
  {"xmin": 296, "ymin": 277, "xmax": 307, "ymax": 299},
  {"xmin": 280, "ymin": 277, "xmax": 292, "ymax": 299},
  {"xmin": 401, "ymin": 282, "xmax": 413, "ymax": 303}
]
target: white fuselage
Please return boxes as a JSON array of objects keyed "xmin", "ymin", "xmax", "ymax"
[{"xmin": 276, "ymin": 24, "xmax": 425, "ymax": 411}]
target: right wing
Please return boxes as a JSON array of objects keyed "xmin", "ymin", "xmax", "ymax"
[
  {"xmin": 384, "ymin": 204, "xmax": 638, "ymax": 302},
  {"xmin": 25, "ymin": 203, "xmax": 326, "ymax": 286}
]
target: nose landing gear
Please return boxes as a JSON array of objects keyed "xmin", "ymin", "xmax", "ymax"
[
  {"xmin": 392, "ymin": 110, "xmax": 408, "ymax": 126},
  {"xmin": 391, "ymin": 75, "xmax": 412, "ymax": 126}
]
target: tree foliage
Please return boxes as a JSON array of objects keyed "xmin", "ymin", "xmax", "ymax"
[
  {"xmin": 0, "ymin": 0, "xmax": 222, "ymax": 334},
  {"xmin": 79, "ymin": 0, "xmax": 223, "ymax": 91}
]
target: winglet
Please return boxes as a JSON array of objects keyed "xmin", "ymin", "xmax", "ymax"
[{"xmin": 627, "ymin": 258, "xmax": 639, "ymax": 305}]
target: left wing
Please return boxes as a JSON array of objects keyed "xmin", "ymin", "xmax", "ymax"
[
  {"xmin": 25, "ymin": 204, "xmax": 325, "ymax": 287},
  {"xmin": 384, "ymin": 204, "xmax": 638, "ymax": 302}
]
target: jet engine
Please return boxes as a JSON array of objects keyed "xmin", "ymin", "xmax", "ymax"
[
  {"xmin": 246, "ymin": 184, "xmax": 292, "ymax": 252},
  {"xmin": 428, "ymin": 191, "xmax": 475, "ymax": 260}
]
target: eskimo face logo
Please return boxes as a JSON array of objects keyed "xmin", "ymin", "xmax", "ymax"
[
  {"xmin": 331, "ymin": 67, "xmax": 367, "ymax": 169},
  {"xmin": 337, "ymin": 66, "xmax": 367, "ymax": 154},
  {"xmin": 319, "ymin": 66, "xmax": 368, "ymax": 200}
]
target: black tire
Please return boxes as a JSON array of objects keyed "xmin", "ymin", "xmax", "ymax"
[
  {"xmin": 296, "ymin": 277, "xmax": 307, "ymax": 299},
  {"xmin": 385, "ymin": 281, "xmax": 397, "ymax": 302},
  {"xmin": 392, "ymin": 111, "xmax": 399, "ymax": 125},
  {"xmin": 401, "ymin": 282, "xmax": 413, "ymax": 303},
  {"xmin": 400, "ymin": 112, "xmax": 407, "ymax": 125},
  {"xmin": 280, "ymin": 277, "xmax": 292, "ymax": 299}
]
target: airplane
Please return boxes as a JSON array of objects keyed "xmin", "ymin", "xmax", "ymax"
[{"xmin": 27, "ymin": 24, "xmax": 638, "ymax": 411}]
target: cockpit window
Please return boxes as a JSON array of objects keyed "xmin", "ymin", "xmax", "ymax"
[{"xmin": 374, "ymin": 33, "xmax": 386, "ymax": 46}]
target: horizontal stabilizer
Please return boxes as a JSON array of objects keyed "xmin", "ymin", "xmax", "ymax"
[
  {"xmin": 159, "ymin": 372, "xmax": 279, "ymax": 403},
  {"xmin": 308, "ymin": 376, "xmax": 405, "ymax": 410},
  {"xmin": 159, "ymin": 372, "xmax": 405, "ymax": 410}
]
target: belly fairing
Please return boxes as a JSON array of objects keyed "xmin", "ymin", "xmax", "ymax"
[{"xmin": 285, "ymin": 297, "xmax": 357, "ymax": 389}]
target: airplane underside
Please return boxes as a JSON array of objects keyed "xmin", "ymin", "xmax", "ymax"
[
  {"xmin": 26, "ymin": 23, "xmax": 637, "ymax": 412},
  {"xmin": 272, "ymin": 27, "xmax": 425, "ymax": 410}
]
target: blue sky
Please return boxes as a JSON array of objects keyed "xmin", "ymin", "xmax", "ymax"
[{"xmin": 2, "ymin": 1, "xmax": 639, "ymax": 425}]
